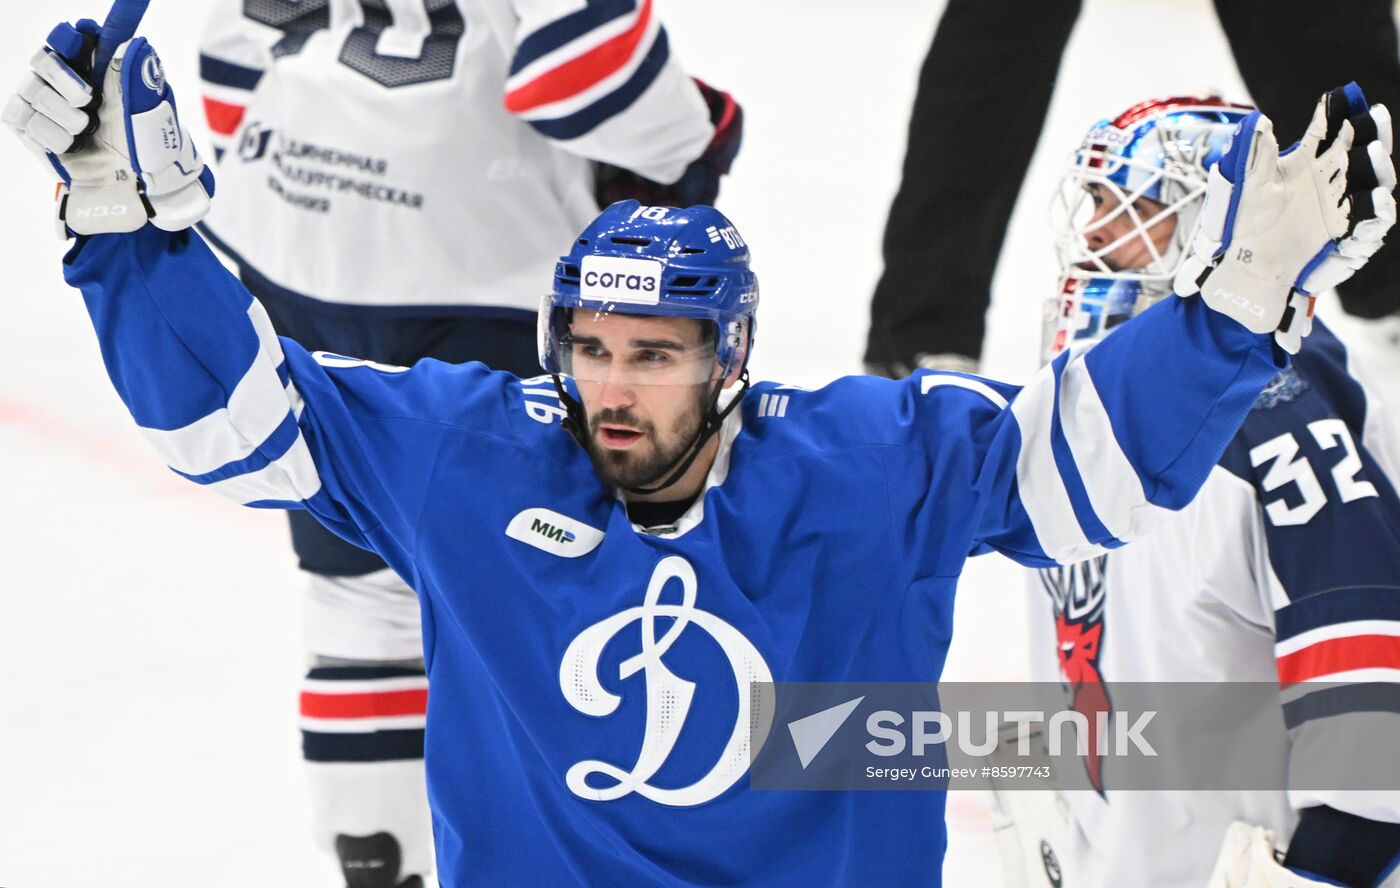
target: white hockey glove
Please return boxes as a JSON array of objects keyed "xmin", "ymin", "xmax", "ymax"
[
  {"xmin": 1207, "ymin": 822, "xmax": 1345, "ymax": 888},
  {"xmin": 1174, "ymin": 83, "xmax": 1396, "ymax": 354},
  {"xmin": 2, "ymin": 20, "xmax": 213, "ymax": 237}
]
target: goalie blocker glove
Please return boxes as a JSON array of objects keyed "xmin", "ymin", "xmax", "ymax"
[
  {"xmin": 594, "ymin": 78, "xmax": 742, "ymax": 209},
  {"xmin": 2, "ymin": 19, "xmax": 214, "ymax": 237},
  {"xmin": 1174, "ymin": 83, "xmax": 1397, "ymax": 354}
]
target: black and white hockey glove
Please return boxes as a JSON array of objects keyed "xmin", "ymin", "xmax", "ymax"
[
  {"xmin": 1174, "ymin": 83, "xmax": 1396, "ymax": 354},
  {"xmin": 3, "ymin": 20, "xmax": 214, "ymax": 237}
]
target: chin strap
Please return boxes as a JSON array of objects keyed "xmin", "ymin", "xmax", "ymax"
[
  {"xmin": 552, "ymin": 373, "xmax": 591, "ymax": 453},
  {"xmin": 551, "ymin": 370, "xmax": 751, "ymax": 497},
  {"xmin": 627, "ymin": 370, "xmax": 750, "ymax": 496}
]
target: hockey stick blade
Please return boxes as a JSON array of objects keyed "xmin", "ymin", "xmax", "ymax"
[{"xmin": 93, "ymin": 0, "xmax": 151, "ymax": 79}]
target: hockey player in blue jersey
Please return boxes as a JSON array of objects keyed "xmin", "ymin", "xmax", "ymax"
[
  {"xmin": 4, "ymin": 18, "xmax": 1396, "ymax": 886},
  {"xmin": 195, "ymin": 0, "xmax": 742, "ymax": 882}
]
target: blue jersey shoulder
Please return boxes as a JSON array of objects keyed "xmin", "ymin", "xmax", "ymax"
[{"xmin": 741, "ymin": 372, "xmax": 1013, "ymax": 456}]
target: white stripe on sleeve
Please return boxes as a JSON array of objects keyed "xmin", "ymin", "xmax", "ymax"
[
  {"xmin": 200, "ymin": 432, "xmax": 323, "ymax": 505},
  {"xmin": 920, "ymin": 375, "xmax": 1010, "ymax": 409},
  {"xmin": 1058, "ymin": 356, "xmax": 1171, "ymax": 541},
  {"xmin": 1010, "ymin": 363, "xmax": 1102, "ymax": 564},
  {"xmin": 138, "ymin": 301, "xmax": 293, "ymax": 476}
]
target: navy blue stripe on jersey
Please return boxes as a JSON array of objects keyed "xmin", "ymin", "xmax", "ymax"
[
  {"xmin": 307, "ymin": 665, "xmax": 426, "ymax": 682},
  {"xmin": 198, "ymin": 223, "xmax": 538, "ymax": 325},
  {"xmin": 199, "ymin": 54, "xmax": 263, "ymax": 91},
  {"xmin": 1047, "ymin": 349, "xmax": 1125, "ymax": 550},
  {"xmin": 171, "ymin": 411, "xmax": 301, "ymax": 486},
  {"xmin": 1282, "ymin": 682, "xmax": 1400, "ymax": 729},
  {"xmin": 526, "ymin": 29, "xmax": 670, "ymax": 140},
  {"xmin": 290, "ymin": 507, "xmax": 388, "ymax": 577},
  {"xmin": 303, "ymin": 729, "xmax": 426, "ymax": 763},
  {"xmin": 1276, "ymin": 587, "xmax": 1400, "ymax": 642},
  {"xmin": 510, "ymin": 0, "xmax": 638, "ymax": 76}
]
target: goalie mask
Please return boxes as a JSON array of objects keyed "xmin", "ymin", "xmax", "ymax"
[
  {"xmin": 540, "ymin": 200, "xmax": 759, "ymax": 493},
  {"xmin": 1044, "ymin": 96, "xmax": 1252, "ymax": 362}
]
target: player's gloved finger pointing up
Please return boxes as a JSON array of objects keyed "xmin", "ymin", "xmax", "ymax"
[
  {"xmin": 4, "ymin": 19, "xmax": 214, "ymax": 237},
  {"xmin": 3, "ymin": 21, "xmax": 102, "ymax": 156}
]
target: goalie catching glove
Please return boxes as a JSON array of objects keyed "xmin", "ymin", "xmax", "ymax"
[
  {"xmin": 2, "ymin": 19, "xmax": 213, "ymax": 237},
  {"xmin": 1174, "ymin": 83, "xmax": 1396, "ymax": 354}
]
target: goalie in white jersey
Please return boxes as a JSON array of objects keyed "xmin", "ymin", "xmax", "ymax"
[
  {"xmin": 1000, "ymin": 96, "xmax": 1400, "ymax": 888},
  {"xmin": 195, "ymin": 1, "xmax": 741, "ymax": 884}
]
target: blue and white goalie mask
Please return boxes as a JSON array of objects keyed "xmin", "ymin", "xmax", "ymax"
[
  {"xmin": 1050, "ymin": 96, "xmax": 1252, "ymax": 284},
  {"xmin": 540, "ymin": 201, "xmax": 759, "ymax": 387},
  {"xmin": 1044, "ymin": 97, "xmax": 1252, "ymax": 363}
]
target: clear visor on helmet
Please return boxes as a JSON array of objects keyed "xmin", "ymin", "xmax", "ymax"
[
  {"xmin": 1049, "ymin": 146, "xmax": 1205, "ymax": 282},
  {"xmin": 541, "ymin": 302, "xmax": 745, "ymax": 386}
]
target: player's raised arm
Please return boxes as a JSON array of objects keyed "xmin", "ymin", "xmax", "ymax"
[
  {"xmin": 930, "ymin": 87, "xmax": 1396, "ymax": 568},
  {"xmin": 504, "ymin": 0, "xmax": 741, "ymax": 207},
  {"xmin": 4, "ymin": 22, "xmax": 466, "ymax": 568}
]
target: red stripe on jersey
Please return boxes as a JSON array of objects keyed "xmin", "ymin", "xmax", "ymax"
[
  {"xmin": 300, "ymin": 688, "xmax": 429, "ymax": 720},
  {"xmin": 504, "ymin": 0, "xmax": 653, "ymax": 114},
  {"xmin": 203, "ymin": 97, "xmax": 247, "ymax": 136},
  {"xmin": 1277, "ymin": 635, "xmax": 1400, "ymax": 686}
]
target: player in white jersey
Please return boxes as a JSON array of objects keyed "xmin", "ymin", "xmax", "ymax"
[
  {"xmin": 195, "ymin": 2, "xmax": 741, "ymax": 884},
  {"xmin": 997, "ymin": 96, "xmax": 1400, "ymax": 888}
]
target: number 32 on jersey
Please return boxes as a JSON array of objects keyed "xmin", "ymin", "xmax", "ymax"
[{"xmin": 1249, "ymin": 419, "xmax": 1380, "ymax": 527}]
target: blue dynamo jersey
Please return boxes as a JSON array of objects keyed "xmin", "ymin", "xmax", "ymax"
[{"xmin": 65, "ymin": 227, "xmax": 1285, "ymax": 886}]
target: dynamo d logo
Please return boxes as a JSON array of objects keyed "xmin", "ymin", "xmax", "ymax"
[
  {"xmin": 238, "ymin": 123, "xmax": 275, "ymax": 163},
  {"xmin": 560, "ymin": 556, "xmax": 774, "ymax": 806},
  {"xmin": 580, "ymin": 256, "xmax": 662, "ymax": 306},
  {"xmin": 141, "ymin": 51, "xmax": 166, "ymax": 93}
]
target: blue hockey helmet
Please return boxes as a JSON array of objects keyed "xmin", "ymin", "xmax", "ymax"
[
  {"xmin": 1044, "ymin": 96, "xmax": 1252, "ymax": 364},
  {"xmin": 540, "ymin": 201, "xmax": 759, "ymax": 385}
]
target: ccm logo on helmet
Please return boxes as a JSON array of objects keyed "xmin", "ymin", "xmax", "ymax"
[{"xmin": 580, "ymin": 256, "xmax": 663, "ymax": 305}]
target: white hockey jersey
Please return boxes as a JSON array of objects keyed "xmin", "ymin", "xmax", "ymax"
[
  {"xmin": 198, "ymin": 0, "xmax": 714, "ymax": 311},
  {"xmin": 1029, "ymin": 321, "xmax": 1400, "ymax": 888}
]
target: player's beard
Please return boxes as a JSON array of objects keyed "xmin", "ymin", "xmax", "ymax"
[{"xmin": 585, "ymin": 394, "xmax": 706, "ymax": 491}]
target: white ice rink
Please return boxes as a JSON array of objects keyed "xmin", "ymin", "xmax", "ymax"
[{"xmin": 0, "ymin": 0, "xmax": 1356, "ymax": 884}]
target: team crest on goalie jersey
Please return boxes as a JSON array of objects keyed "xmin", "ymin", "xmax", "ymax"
[{"xmin": 1038, "ymin": 556, "xmax": 1112, "ymax": 795}]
